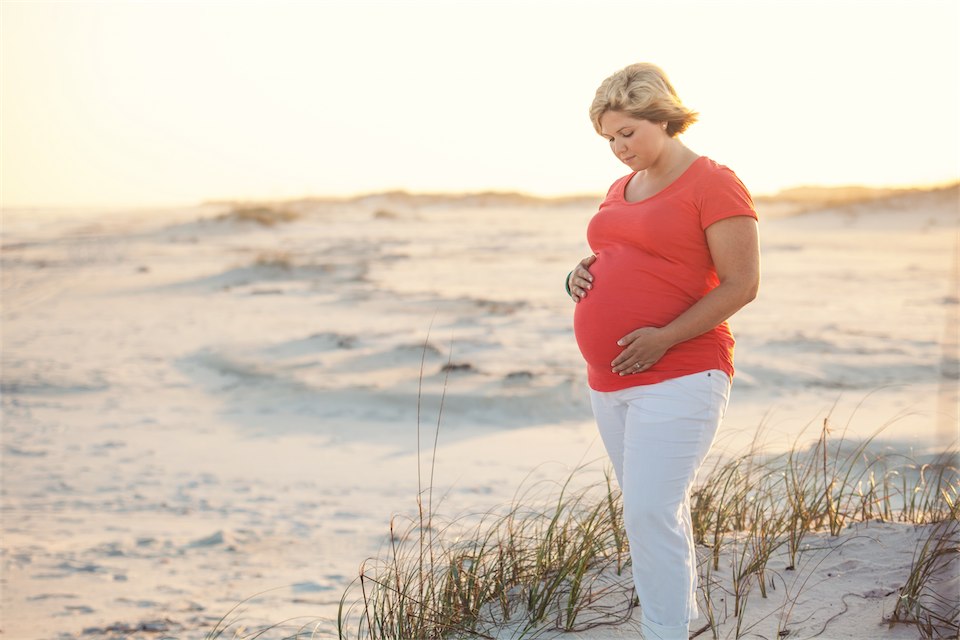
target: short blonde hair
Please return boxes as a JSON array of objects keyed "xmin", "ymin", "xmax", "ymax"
[{"xmin": 589, "ymin": 63, "xmax": 698, "ymax": 137}]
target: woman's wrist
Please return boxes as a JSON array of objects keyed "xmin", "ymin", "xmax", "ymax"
[{"xmin": 651, "ymin": 324, "xmax": 682, "ymax": 350}]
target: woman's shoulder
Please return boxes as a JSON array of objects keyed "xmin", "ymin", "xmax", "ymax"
[
  {"xmin": 695, "ymin": 156, "xmax": 742, "ymax": 180},
  {"xmin": 691, "ymin": 156, "xmax": 757, "ymax": 224},
  {"xmin": 692, "ymin": 156, "xmax": 751, "ymax": 194}
]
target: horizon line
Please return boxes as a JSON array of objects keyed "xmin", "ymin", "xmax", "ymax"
[{"xmin": 3, "ymin": 179, "xmax": 958, "ymax": 213}]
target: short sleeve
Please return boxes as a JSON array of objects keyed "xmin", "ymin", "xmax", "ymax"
[{"xmin": 699, "ymin": 166, "xmax": 758, "ymax": 230}]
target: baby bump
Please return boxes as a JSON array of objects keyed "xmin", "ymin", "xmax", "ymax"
[
  {"xmin": 573, "ymin": 288, "xmax": 649, "ymax": 370},
  {"xmin": 572, "ymin": 254, "xmax": 690, "ymax": 369}
]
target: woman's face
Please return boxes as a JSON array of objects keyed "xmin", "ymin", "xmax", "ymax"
[{"xmin": 598, "ymin": 111, "xmax": 666, "ymax": 172}]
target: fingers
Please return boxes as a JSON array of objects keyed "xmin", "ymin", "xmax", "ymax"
[
  {"xmin": 577, "ymin": 256, "xmax": 596, "ymax": 286},
  {"xmin": 612, "ymin": 358, "xmax": 651, "ymax": 376},
  {"xmin": 567, "ymin": 256, "xmax": 596, "ymax": 303},
  {"xmin": 611, "ymin": 328, "xmax": 663, "ymax": 374},
  {"xmin": 569, "ymin": 283, "xmax": 587, "ymax": 302},
  {"xmin": 570, "ymin": 272, "xmax": 592, "ymax": 297},
  {"xmin": 613, "ymin": 355, "xmax": 654, "ymax": 375},
  {"xmin": 616, "ymin": 331, "xmax": 638, "ymax": 347},
  {"xmin": 610, "ymin": 351, "xmax": 634, "ymax": 371},
  {"xmin": 611, "ymin": 344, "xmax": 638, "ymax": 370}
]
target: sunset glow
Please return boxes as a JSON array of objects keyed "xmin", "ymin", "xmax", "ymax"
[{"xmin": 2, "ymin": 0, "xmax": 957, "ymax": 208}]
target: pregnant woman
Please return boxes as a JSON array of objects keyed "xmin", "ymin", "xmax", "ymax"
[{"xmin": 567, "ymin": 63, "xmax": 760, "ymax": 639}]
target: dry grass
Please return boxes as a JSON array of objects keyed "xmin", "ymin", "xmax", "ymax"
[
  {"xmin": 217, "ymin": 205, "xmax": 301, "ymax": 226},
  {"xmin": 332, "ymin": 416, "xmax": 959, "ymax": 640},
  {"xmin": 253, "ymin": 250, "xmax": 296, "ymax": 269},
  {"xmin": 205, "ymin": 413, "xmax": 958, "ymax": 640},
  {"xmin": 892, "ymin": 501, "xmax": 960, "ymax": 638}
]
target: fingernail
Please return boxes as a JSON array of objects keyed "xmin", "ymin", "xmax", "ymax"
[
  {"xmin": 586, "ymin": 284, "xmax": 592, "ymax": 289},
  {"xmin": 616, "ymin": 340, "xmax": 623, "ymax": 346}
]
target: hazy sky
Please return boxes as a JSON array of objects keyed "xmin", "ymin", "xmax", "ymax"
[{"xmin": 2, "ymin": 0, "xmax": 958, "ymax": 209}]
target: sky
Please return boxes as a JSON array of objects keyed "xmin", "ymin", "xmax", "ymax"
[{"xmin": 2, "ymin": 0, "xmax": 958, "ymax": 209}]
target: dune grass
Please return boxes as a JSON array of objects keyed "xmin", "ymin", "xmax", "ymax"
[
  {"xmin": 217, "ymin": 205, "xmax": 301, "ymax": 226},
  {"xmin": 253, "ymin": 250, "xmax": 296, "ymax": 269},
  {"xmin": 202, "ymin": 421, "xmax": 957, "ymax": 640},
  {"xmin": 203, "ymin": 388, "xmax": 957, "ymax": 640},
  {"xmin": 330, "ymin": 412, "xmax": 958, "ymax": 640},
  {"xmin": 891, "ymin": 500, "xmax": 960, "ymax": 637}
]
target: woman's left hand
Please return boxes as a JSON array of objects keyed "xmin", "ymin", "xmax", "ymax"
[{"xmin": 611, "ymin": 327, "xmax": 672, "ymax": 375}]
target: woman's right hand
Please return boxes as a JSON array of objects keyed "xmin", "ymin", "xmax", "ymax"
[{"xmin": 567, "ymin": 255, "xmax": 596, "ymax": 303}]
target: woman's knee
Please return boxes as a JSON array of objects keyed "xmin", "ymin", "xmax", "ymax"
[{"xmin": 622, "ymin": 489, "xmax": 682, "ymax": 530}]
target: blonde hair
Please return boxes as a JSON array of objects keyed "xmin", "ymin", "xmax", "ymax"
[{"xmin": 589, "ymin": 63, "xmax": 698, "ymax": 137}]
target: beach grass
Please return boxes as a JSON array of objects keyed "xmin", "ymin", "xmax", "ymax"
[
  {"xmin": 217, "ymin": 205, "xmax": 301, "ymax": 226},
  {"xmin": 330, "ymin": 415, "xmax": 958, "ymax": 640},
  {"xmin": 253, "ymin": 250, "xmax": 296, "ymax": 269},
  {"xmin": 891, "ymin": 500, "xmax": 960, "ymax": 637},
  {"xmin": 203, "ymin": 400, "xmax": 958, "ymax": 640}
]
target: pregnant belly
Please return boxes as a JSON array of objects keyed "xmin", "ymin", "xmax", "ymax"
[
  {"xmin": 572, "ymin": 254, "xmax": 691, "ymax": 370},
  {"xmin": 573, "ymin": 290, "xmax": 650, "ymax": 370}
]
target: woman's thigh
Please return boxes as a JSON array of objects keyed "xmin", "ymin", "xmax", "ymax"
[
  {"xmin": 589, "ymin": 388, "xmax": 630, "ymax": 486},
  {"xmin": 621, "ymin": 370, "xmax": 730, "ymax": 507}
]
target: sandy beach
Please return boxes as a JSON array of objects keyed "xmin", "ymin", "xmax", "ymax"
[{"xmin": 2, "ymin": 185, "xmax": 957, "ymax": 639}]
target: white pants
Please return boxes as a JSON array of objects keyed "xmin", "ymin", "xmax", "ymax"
[{"xmin": 589, "ymin": 369, "xmax": 731, "ymax": 640}]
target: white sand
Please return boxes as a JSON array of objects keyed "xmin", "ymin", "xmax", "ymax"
[
  {"xmin": 492, "ymin": 520, "xmax": 955, "ymax": 640},
  {"xmin": 1, "ymin": 186, "xmax": 957, "ymax": 638}
]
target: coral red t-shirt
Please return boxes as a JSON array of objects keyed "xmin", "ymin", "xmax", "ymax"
[{"xmin": 573, "ymin": 156, "xmax": 757, "ymax": 392}]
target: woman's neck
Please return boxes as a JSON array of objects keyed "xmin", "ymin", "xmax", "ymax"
[{"xmin": 644, "ymin": 138, "xmax": 697, "ymax": 182}]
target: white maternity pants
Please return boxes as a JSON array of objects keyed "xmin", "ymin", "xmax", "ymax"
[{"xmin": 589, "ymin": 369, "xmax": 731, "ymax": 640}]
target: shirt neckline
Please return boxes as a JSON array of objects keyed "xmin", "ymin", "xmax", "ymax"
[{"xmin": 619, "ymin": 155, "xmax": 706, "ymax": 205}]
